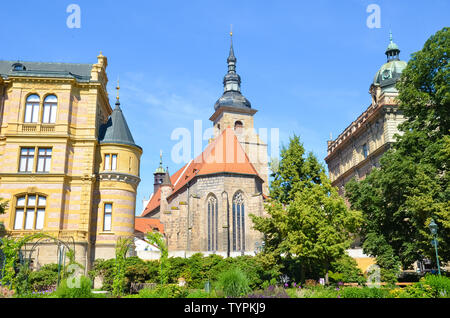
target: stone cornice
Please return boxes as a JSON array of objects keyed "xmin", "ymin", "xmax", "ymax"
[
  {"xmin": 98, "ymin": 171, "xmax": 141, "ymax": 185},
  {"xmin": 209, "ymin": 106, "xmax": 257, "ymax": 122},
  {"xmin": 325, "ymin": 97, "xmax": 399, "ymax": 162}
]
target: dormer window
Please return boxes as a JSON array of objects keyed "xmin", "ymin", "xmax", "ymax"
[{"xmin": 12, "ymin": 63, "xmax": 26, "ymax": 71}]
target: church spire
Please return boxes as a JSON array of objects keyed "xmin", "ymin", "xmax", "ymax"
[
  {"xmin": 213, "ymin": 29, "xmax": 252, "ymax": 111},
  {"xmin": 223, "ymin": 29, "xmax": 241, "ymax": 93}
]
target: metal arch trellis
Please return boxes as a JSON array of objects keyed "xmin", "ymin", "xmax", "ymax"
[{"xmin": 18, "ymin": 234, "xmax": 76, "ymax": 289}]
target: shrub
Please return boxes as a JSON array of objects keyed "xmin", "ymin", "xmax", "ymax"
[
  {"xmin": 28, "ymin": 264, "xmax": 59, "ymax": 292},
  {"xmin": 136, "ymin": 284, "xmax": 188, "ymax": 298},
  {"xmin": 299, "ymin": 286, "xmax": 339, "ymax": 298},
  {"xmin": 329, "ymin": 255, "xmax": 365, "ymax": 284},
  {"xmin": 186, "ymin": 289, "xmax": 218, "ymax": 298},
  {"xmin": 339, "ymin": 287, "xmax": 391, "ymax": 298},
  {"xmin": 247, "ymin": 285, "xmax": 290, "ymax": 298},
  {"xmin": 423, "ymin": 274, "xmax": 450, "ymax": 298},
  {"xmin": 54, "ymin": 276, "xmax": 93, "ymax": 298},
  {"xmin": 216, "ymin": 267, "xmax": 251, "ymax": 298},
  {"xmin": 392, "ymin": 275, "xmax": 450, "ymax": 298}
]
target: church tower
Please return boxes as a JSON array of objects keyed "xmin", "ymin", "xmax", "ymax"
[
  {"xmin": 153, "ymin": 151, "xmax": 166, "ymax": 194},
  {"xmin": 209, "ymin": 32, "xmax": 269, "ymax": 194}
]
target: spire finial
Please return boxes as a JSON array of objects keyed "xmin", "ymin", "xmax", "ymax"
[
  {"xmin": 160, "ymin": 150, "xmax": 163, "ymax": 165},
  {"xmin": 116, "ymin": 77, "xmax": 120, "ymax": 101},
  {"xmin": 389, "ymin": 30, "xmax": 393, "ymax": 42},
  {"xmin": 230, "ymin": 24, "xmax": 233, "ymax": 37}
]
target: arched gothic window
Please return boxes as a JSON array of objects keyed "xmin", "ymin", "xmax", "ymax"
[
  {"xmin": 232, "ymin": 191, "xmax": 245, "ymax": 252},
  {"xmin": 207, "ymin": 195, "xmax": 218, "ymax": 251}
]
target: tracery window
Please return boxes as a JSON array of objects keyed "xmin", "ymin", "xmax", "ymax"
[
  {"xmin": 207, "ymin": 195, "xmax": 218, "ymax": 251},
  {"xmin": 232, "ymin": 191, "xmax": 245, "ymax": 252}
]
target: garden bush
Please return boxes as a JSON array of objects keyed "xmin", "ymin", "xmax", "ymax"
[
  {"xmin": 246, "ymin": 285, "xmax": 290, "ymax": 298},
  {"xmin": 328, "ymin": 255, "xmax": 365, "ymax": 284},
  {"xmin": 216, "ymin": 267, "xmax": 251, "ymax": 298},
  {"xmin": 28, "ymin": 264, "xmax": 59, "ymax": 292},
  {"xmin": 423, "ymin": 274, "xmax": 450, "ymax": 298},
  {"xmin": 54, "ymin": 276, "xmax": 93, "ymax": 298},
  {"xmin": 186, "ymin": 289, "xmax": 218, "ymax": 298},
  {"xmin": 133, "ymin": 284, "xmax": 188, "ymax": 298},
  {"xmin": 391, "ymin": 275, "xmax": 450, "ymax": 298},
  {"xmin": 339, "ymin": 286, "xmax": 391, "ymax": 298},
  {"xmin": 299, "ymin": 286, "xmax": 339, "ymax": 298}
]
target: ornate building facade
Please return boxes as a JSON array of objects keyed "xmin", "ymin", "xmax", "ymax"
[
  {"xmin": 136, "ymin": 35, "xmax": 268, "ymax": 258},
  {"xmin": 325, "ymin": 34, "xmax": 407, "ymax": 272},
  {"xmin": 0, "ymin": 54, "xmax": 141, "ymax": 270},
  {"xmin": 325, "ymin": 34, "xmax": 407, "ymax": 195}
]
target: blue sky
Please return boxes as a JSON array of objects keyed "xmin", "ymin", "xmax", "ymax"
[{"xmin": 1, "ymin": 0, "xmax": 448, "ymax": 213}]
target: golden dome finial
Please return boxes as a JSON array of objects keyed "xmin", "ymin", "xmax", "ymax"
[{"xmin": 230, "ymin": 24, "xmax": 233, "ymax": 37}]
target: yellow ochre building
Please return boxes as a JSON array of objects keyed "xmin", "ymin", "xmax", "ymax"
[{"xmin": 0, "ymin": 53, "xmax": 141, "ymax": 270}]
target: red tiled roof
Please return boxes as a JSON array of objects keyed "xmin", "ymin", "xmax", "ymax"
[
  {"xmin": 135, "ymin": 217, "xmax": 164, "ymax": 234},
  {"xmin": 141, "ymin": 127, "xmax": 261, "ymax": 217}
]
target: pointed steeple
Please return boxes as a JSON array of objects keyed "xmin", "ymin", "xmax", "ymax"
[
  {"xmin": 223, "ymin": 30, "xmax": 240, "ymax": 93},
  {"xmin": 98, "ymin": 79, "xmax": 141, "ymax": 149},
  {"xmin": 227, "ymin": 29, "xmax": 236, "ymax": 65},
  {"xmin": 155, "ymin": 150, "xmax": 165, "ymax": 174},
  {"xmin": 214, "ymin": 30, "xmax": 252, "ymax": 111}
]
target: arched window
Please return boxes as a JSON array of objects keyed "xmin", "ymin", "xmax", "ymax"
[
  {"xmin": 234, "ymin": 121, "xmax": 243, "ymax": 133},
  {"xmin": 24, "ymin": 95, "xmax": 40, "ymax": 123},
  {"xmin": 42, "ymin": 95, "xmax": 57, "ymax": 123},
  {"xmin": 14, "ymin": 194, "xmax": 46, "ymax": 230},
  {"xmin": 232, "ymin": 191, "xmax": 245, "ymax": 252},
  {"xmin": 207, "ymin": 195, "xmax": 218, "ymax": 251}
]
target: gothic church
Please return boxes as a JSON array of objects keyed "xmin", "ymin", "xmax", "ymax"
[{"xmin": 136, "ymin": 34, "xmax": 268, "ymax": 257}]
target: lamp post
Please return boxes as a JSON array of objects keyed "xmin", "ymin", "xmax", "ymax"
[{"xmin": 428, "ymin": 218, "xmax": 441, "ymax": 276}]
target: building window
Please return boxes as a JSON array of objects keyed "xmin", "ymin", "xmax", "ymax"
[
  {"xmin": 42, "ymin": 95, "xmax": 57, "ymax": 123},
  {"xmin": 103, "ymin": 203, "xmax": 113, "ymax": 231},
  {"xmin": 234, "ymin": 121, "xmax": 243, "ymax": 133},
  {"xmin": 19, "ymin": 148, "xmax": 35, "ymax": 172},
  {"xmin": 19, "ymin": 147, "xmax": 52, "ymax": 173},
  {"xmin": 207, "ymin": 195, "xmax": 218, "ymax": 251},
  {"xmin": 36, "ymin": 148, "xmax": 52, "ymax": 172},
  {"xmin": 14, "ymin": 194, "xmax": 46, "ymax": 230},
  {"xmin": 232, "ymin": 191, "xmax": 245, "ymax": 252},
  {"xmin": 104, "ymin": 154, "xmax": 117, "ymax": 171},
  {"xmin": 24, "ymin": 95, "xmax": 40, "ymax": 123},
  {"xmin": 362, "ymin": 143, "xmax": 369, "ymax": 159}
]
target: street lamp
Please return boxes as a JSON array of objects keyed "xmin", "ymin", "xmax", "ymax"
[{"xmin": 428, "ymin": 218, "xmax": 441, "ymax": 275}]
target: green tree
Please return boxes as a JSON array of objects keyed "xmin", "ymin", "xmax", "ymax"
[
  {"xmin": 112, "ymin": 237, "xmax": 133, "ymax": 297},
  {"xmin": 251, "ymin": 135, "xmax": 361, "ymax": 284},
  {"xmin": 345, "ymin": 27, "xmax": 450, "ymax": 278},
  {"xmin": 146, "ymin": 231, "xmax": 169, "ymax": 285},
  {"xmin": 0, "ymin": 198, "xmax": 7, "ymax": 215}
]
